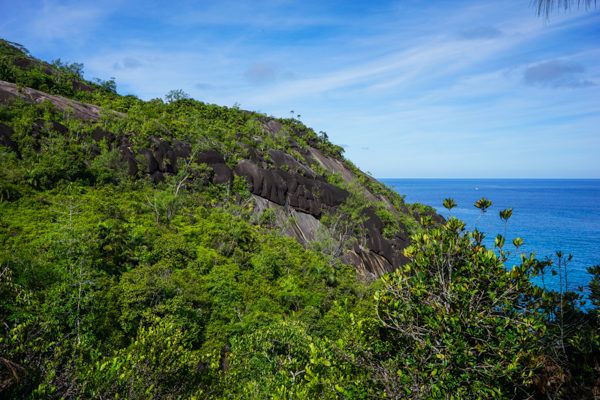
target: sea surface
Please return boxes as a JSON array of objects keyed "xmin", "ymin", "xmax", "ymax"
[{"xmin": 380, "ymin": 179, "xmax": 600, "ymax": 294}]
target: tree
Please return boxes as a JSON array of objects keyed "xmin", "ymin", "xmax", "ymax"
[
  {"xmin": 164, "ymin": 89, "xmax": 190, "ymax": 103},
  {"xmin": 442, "ymin": 197, "xmax": 456, "ymax": 214},
  {"xmin": 373, "ymin": 216, "xmax": 549, "ymax": 398},
  {"xmin": 589, "ymin": 265, "xmax": 600, "ymax": 310},
  {"xmin": 52, "ymin": 59, "xmax": 84, "ymax": 78},
  {"xmin": 499, "ymin": 207, "xmax": 512, "ymax": 235},
  {"xmin": 94, "ymin": 77, "xmax": 117, "ymax": 93}
]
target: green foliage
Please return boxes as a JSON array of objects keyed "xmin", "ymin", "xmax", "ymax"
[
  {"xmin": 499, "ymin": 207, "xmax": 513, "ymax": 222},
  {"xmin": 80, "ymin": 317, "xmax": 202, "ymax": 399},
  {"xmin": 1, "ymin": 38, "xmax": 598, "ymax": 400},
  {"xmin": 93, "ymin": 77, "xmax": 117, "ymax": 93},
  {"xmin": 443, "ymin": 197, "xmax": 456, "ymax": 211},
  {"xmin": 220, "ymin": 319, "xmax": 375, "ymax": 399},
  {"xmin": 0, "ymin": 39, "xmax": 119, "ymax": 101},
  {"xmin": 0, "ymin": 183, "xmax": 367, "ymax": 398},
  {"xmin": 88, "ymin": 142, "xmax": 127, "ymax": 184},
  {"xmin": 373, "ymin": 217, "xmax": 547, "ymax": 398},
  {"xmin": 51, "ymin": 59, "xmax": 84, "ymax": 78},
  {"xmin": 164, "ymin": 89, "xmax": 191, "ymax": 103},
  {"xmin": 474, "ymin": 196, "xmax": 493, "ymax": 213},
  {"xmin": 375, "ymin": 205, "xmax": 400, "ymax": 240}
]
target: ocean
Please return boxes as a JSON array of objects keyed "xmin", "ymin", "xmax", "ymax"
[{"xmin": 380, "ymin": 179, "xmax": 600, "ymax": 294}]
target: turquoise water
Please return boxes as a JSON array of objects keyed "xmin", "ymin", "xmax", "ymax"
[{"xmin": 380, "ymin": 179, "xmax": 600, "ymax": 293}]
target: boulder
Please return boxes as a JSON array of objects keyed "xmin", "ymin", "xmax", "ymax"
[
  {"xmin": 112, "ymin": 137, "xmax": 231, "ymax": 185},
  {"xmin": 197, "ymin": 150, "xmax": 226, "ymax": 165},
  {"xmin": 172, "ymin": 139, "xmax": 191, "ymax": 159},
  {"xmin": 118, "ymin": 139, "xmax": 138, "ymax": 176},
  {"xmin": 91, "ymin": 127, "xmax": 116, "ymax": 145},
  {"xmin": 139, "ymin": 148, "xmax": 159, "ymax": 175},
  {"xmin": 263, "ymin": 120, "xmax": 283, "ymax": 136},
  {"xmin": 72, "ymin": 80, "xmax": 95, "ymax": 93},
  {"xmin": 149, "ymin": 137, "xmax": 177, "ymax": 173},
  {"xmin": 48, "ymin": 121, "xmax": 68, "ymax": 134},
  {"xmin": 197, "ymin": 150, "xmax": 233, "ymax": 184},
  {"xmin": 12, "ymin": 57, "xmax": 53, "ymax": 74}
]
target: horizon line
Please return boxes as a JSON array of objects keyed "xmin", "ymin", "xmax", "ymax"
[{"xmin": 376, "ymin": 177, "xmax": 600, "ymax": 180}]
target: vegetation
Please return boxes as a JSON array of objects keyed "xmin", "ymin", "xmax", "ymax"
[{"xmin": 1, "ymin": 39, "xmax": 599, "ymax": 399}]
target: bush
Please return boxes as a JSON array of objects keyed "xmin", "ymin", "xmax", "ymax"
[{"xmin": 373, "ymin": 217, "xmax": 548, "ymax": 398}]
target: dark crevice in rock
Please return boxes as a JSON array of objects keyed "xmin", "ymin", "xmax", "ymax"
[{"xmin": 0, "ymin": 122, "xmax": 20, "ymax": 158}]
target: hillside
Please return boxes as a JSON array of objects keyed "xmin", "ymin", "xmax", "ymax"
[
  {"xmin": 0, "ymin": 39, "xmax": 439, "ymax": 278},
  {"xmin": 0, "ymin": 38, "xmax": 433, "ymax": 397},
  {"xmin": 1, "ymin": 39, "xmax": 598, "ymax": 399}
]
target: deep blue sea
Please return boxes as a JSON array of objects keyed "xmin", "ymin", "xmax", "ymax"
[{"xmin": 380, "ymin": 179, "xmax": 600, "ymax": 293}]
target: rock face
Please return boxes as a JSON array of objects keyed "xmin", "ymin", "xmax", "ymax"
[
  {"xmin": 117, "ymin": 140, "xmax": 139, "ymax": 177},
  {"xmin": 251, "ymin": 193, "xmax": 408, "ymax": 277},
  {"xmin": 87, "ymin": 131, "xmax": 233, "ymax": 185},
  {"xmin": 362, "ymin": 207, "xmax": 410, "ymax": 269},
  {"xmin": 235, "ymin": 159, "xmax": 348, "ymax": 217},
  {"xmin": 0, "ymin": 80, "xmax": 108, "ymax": 121},
  {"xmin": 268, "ymin": 149, "xmax": 316, "ymax": 178},
  {"xmin": 252, "ymin": 195, "xmax": 321, "ymax": 245},
  {"xmin": 235, "ymin": 152, "xmax": 409, "ymax": 277}
]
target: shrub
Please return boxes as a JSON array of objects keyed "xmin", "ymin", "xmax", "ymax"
[{"xmin": 373, "ymin": 217, "xmax": 548, "ymax": 398}]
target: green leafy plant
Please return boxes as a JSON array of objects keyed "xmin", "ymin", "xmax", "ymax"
[{"xmin": 442, "ymin": 197, "xmax": 456, "ymax": 213}]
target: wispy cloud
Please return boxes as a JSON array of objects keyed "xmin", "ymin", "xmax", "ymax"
[
  {"xmin": 31, "ymin": 1, "xmax": 107, "ymax": 40},
  {"xmin": 523, "ymin": 60, "xmax": 595, "ymax": 88},
  {"xmin": 162, "ymin": 0, "xmax": 344, "ymax": 30},
  {"xmin": 113, "ymin": 57, "xmax": 142, "ymax": 70},
  {"xmin": 244, "ymin": 63, "xmax": 278, "ymax": 85},
  {"xmin": 459, "ymin": 26, "xmax": 503, "ymax": 40},
  {"xmin": 0, "ymin": 0, "xmax": 598, "ymax": 177}
]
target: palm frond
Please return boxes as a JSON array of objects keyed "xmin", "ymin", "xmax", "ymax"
[{"xmin": 534, "ymin": 0, "xmax": 598, "ymax": 16}]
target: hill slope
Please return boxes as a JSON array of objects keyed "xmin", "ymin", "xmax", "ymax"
[
  {"xmin": 0, "ymin": 38, "xmax": 438, "ymax": 278},
  {"xmin": 0, "ymin": 38, "xmax": 436, "ymax": 397}
]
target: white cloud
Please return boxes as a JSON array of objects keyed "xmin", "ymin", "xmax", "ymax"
[
  {"xmin": 2, "ymin": 0, "xmax": 598, "ymax": 177},
  {"xmin": 31, "ymin": 1, "xmax": 106, "ymax": 40}
]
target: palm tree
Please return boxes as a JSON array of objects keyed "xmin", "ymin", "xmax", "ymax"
[
  {"xmin": 474, "ymin": 197, "xmax": 492, "ymax": 213},
  {"xmin": 535, "ymin": 0, "xmax": 598, "ymax": 16},
  {"xmin": 443, "ymin": 198, "xmax": 457, "ymax": 215},
  {"xmin": 499, "ymin": 208, "xmax": 513, "ymax": 236},
  {"xmin": 474, "ymin": 197, "xmax": 492, "ymax": 226},
  {"xmin": 513, "ymin": 237, "xmax": 523, "ymax": 251}
]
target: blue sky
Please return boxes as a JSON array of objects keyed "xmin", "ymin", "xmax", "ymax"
[{"xmin": 1, "ymin": 0, "xmax": 599, "ymax": 178}]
